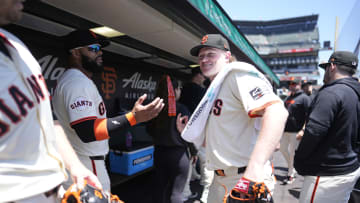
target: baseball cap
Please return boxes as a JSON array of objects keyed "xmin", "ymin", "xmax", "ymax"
[
  {"xmin": 63, "ymin": 29, "xmax": 110, "ymax": 51},
  {"xmin": 190, "ymin": 34, "xmax": 230, "ymax": 56},
  {"xmin": 289, "ymin": 80, "xmax": 301, "ymax": 86},
  {"xmin": 301, "ymin": 81, "xmax": 312, "ymax": 88},
  {"xmin": 191, "ymin": 66, "xmax": 202, "ymax": 75},
  {"xmin": 319, "ymin": 51, "xmax": 358, "ymax": 69}
]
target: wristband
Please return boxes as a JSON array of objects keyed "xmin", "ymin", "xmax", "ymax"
[{"xmin": 125, "ymin": 112, "xmax": 137, "ymax": 126}]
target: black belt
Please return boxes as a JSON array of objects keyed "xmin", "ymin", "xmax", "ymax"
[
  {"xmin": 214, "ymin": 166, "xmax": 247, "ymax": 176},
  {"xmin": 90, "ymin": 155, "xmax": 105, "ymax": 160},
  {"xmin": 44, "ymin": 185, "xmax": 60, "ymax": 197}
]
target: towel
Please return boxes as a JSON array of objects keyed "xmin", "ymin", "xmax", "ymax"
[{"xmin": 181, "ymin": 62, "xmax": 269, "ymax": 147}]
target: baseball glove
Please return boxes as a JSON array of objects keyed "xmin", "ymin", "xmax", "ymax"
[
  {"xmin": 62, "ymin": 181, "xmax": 124, "ymax": 203},
  {"xmin": 223, "ymin": 177, "xmax": 273, "ymax": 203}
]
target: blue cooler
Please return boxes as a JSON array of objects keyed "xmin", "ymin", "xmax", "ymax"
[{"xmin": 109, "ymin": 145, "xmax": 154, "ymax": 176}]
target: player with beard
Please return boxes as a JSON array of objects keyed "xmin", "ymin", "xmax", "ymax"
[
  {"xmin": 52, "ymin": 29, "xmax": 164, "ymax": 192},
  {"xmin": 80, "ymin": 49, "xmax": 103, "ymax": 73}
]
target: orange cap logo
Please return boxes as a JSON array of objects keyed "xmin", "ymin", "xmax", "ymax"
[{"xmin": 201, "ymin": 35, "xmax": 208, "ymax": 44}]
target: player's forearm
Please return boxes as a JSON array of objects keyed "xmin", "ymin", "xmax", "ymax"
[
  {"xmin": 54, "ymin": 121, "xmax": 103, "ymax": 189},
  {"xmin": 245, "ymin": 103, "xmax": 288, "ymax": 181},
  {"xmin": 54, "ymin": 121, "xmax": 82, "ymax": 170},
  {"xmin": 107, "ymin": 112, "xmax": 136, "ymax": 133},
  {"xmin": 72, "ymin": 112, "xmax": 136, "ymax": 143}
]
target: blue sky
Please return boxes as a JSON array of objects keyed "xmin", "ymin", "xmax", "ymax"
[{"xmin": 217, "ymin": 0, "xmax": 358, "ymax": 83}]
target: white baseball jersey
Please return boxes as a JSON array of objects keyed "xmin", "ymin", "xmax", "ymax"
[
  {"xmin": 204, "ymin": 68, "xmax": 282, "ymax": 170},
  {"xmin": 0, "ymin": 28, "xmax": 66, "ymax": 202},
  {"xmin": 52, "ymin": 68, "xmax": 108, "ymax": 156}
]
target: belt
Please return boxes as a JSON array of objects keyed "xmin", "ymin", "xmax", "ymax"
[
  {"xmin": 90, "ymin": 155, "xmax": 105, "ymax": 160},
  {"xmin": 44, "ymin": 185, "xmax": 60, "ymax": 197},
  {"xmin": 214, "ymin": 166, "xmax": 247, "ymax": 176}
]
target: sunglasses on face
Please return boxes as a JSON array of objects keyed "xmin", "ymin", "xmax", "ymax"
[{"xmin": 87, "ymin": 44, "xmax": 101, "ymax": 53}]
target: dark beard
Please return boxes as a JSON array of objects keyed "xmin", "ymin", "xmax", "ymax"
[{"xmin": 81, "ymin": 55, "xmax": 103, "ymax": 73}]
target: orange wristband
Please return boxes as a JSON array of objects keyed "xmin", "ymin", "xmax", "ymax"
[
  {"xmin": 94, "ymin": 118, "xmax": 109, "ymax": 140},
  {"xmin": 126, "ymin": 112, "xmax": 137, "ymax": 126}
]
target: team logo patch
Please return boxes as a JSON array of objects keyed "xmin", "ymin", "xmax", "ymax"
[
  {"xmin": 201, "ymin": 35, "xmax": 208, "ymax": 44},
  {"xmin": 249, "ymin": 87, "xmax": 264, "ymax": 100},
  {"xmin": 70, "ymin": 96, "xmax": 93, "ymax": 112}
]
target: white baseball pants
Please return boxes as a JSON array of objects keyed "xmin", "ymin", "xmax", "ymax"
[
  {"xmin": 299, "ymin": 167, "xmax": 360, "ymax": 203},
  {"xmin": 280, "ymin": 131, "xmax": 299, "ymax": 176}
]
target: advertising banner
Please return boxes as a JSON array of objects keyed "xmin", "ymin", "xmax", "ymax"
[{"xmin": 25, "ymin": 35, "xmax": 160, "ymax": 117}]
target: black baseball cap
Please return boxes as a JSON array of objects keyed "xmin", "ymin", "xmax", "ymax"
[
  {"xmin": 319, "ymin": 51, "xmax": 358, "ymax": 69},
  {"xmin": 301, "ymin": 81, "xmax": 312, "ymax": 88},
  {"xmin": 63, "ymin": 29, "xmax": 110, "ymax": 51},
  {"xmin": 190, "ymin": 34, "xmax": 230, "ymax": 56},
  {"xmin": 191, "ymin": 66, "xmax": 202, "ymax": 75}
]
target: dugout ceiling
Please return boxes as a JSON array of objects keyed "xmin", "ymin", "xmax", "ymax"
[
  {"xmin": 20, "ymin": 0, "xmax": 198, "ymax": 75},
  {"xmin": 13, "ymin": 0, "xmax": 278, "ymax": 83}
]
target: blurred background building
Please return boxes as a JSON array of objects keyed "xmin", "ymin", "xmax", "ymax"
[{"xmin": 234, "ymin": 15, "xmax": 327, "ymax": 87}]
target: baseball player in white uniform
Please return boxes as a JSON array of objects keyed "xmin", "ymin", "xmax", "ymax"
[
  {"xmin": 178, "ymin": 34, "xmax": 288, "ymax": 203},
  {"xmin": 52, "ymin": 29, "xmax": 164, "ymax": 192},
  {"xmin": 0, "ymin": 1, "xmax": 101, "ymax": 202}
]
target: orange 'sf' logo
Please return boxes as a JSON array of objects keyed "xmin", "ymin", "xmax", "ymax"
[
  {"xmin": 101, "ymin": 67, "xmax": 118, "ymax": 99},
  {"xmin": 201, "ymin": 35, "xmax": 208, "ymax": 44}
]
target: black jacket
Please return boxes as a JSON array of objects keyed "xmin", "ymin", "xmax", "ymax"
[
  {"xmin": 146, "ymin": 103, "xmax": 197, "ymax": 156},
  {"xmin": 294, "ymin": 77, "xmax": 360, "ymax": 176},
  {"xmin": 284, "ymin": 91, "xmax": 311, "ymax": 132},
  {"xmin": 179, "ymin": 82, "xmax": 206, "ymax": 114}
]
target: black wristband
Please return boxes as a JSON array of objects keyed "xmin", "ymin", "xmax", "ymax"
[{"xmin": 107, "ymin": 114, "xmax": 131, "ymax": 137}]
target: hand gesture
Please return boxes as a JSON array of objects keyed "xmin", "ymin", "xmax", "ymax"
[
  {"xmin": 176, "ymin": 113, "xmax": 188, "ymax": 133},
  {"xmin": 131, "ymin": 94, "xmax": 164, "ymax": 123},
  {"xmin": 69, "ymin": 163, "xmax": 102, "ymax": 190}
]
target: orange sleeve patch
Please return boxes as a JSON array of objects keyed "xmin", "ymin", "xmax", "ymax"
[
  {"xmin": 126, "ymin": 112, "xmax": 137, "ymax": 126},
  {"xmin": 94, "ymin": 118, "xmax": 109, "ymax": 141},
  {"xmin": 248, "ymin": 100, "xmax": 281, "ymax": 118}
]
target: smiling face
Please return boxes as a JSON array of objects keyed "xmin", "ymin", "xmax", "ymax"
[
  {"xmin": 0, "ymin": 0, "xmax": 24, "ymax": 26},
  {"xmin": 198, "ymin": 47, "xmax": 230, "ymax": 81}
]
